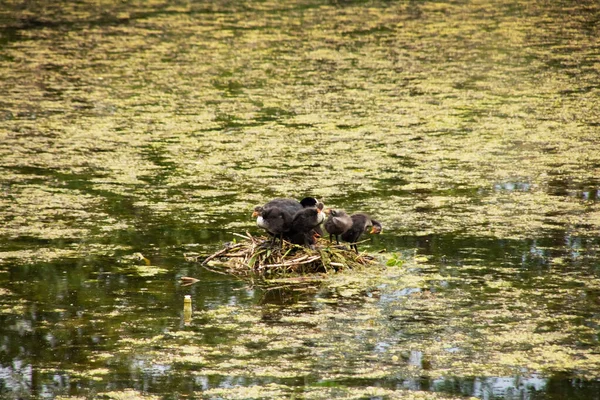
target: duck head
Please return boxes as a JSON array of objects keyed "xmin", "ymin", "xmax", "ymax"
[
  {"xmin": 316, "ymin": 202, "xmax": 326, "ymax": 224},
  {"xmin": 369, "ymin": 221, "xmax": 382, "ymax": 234},
  {"xmin": 252, "ymin": 206, "xmax": 263, "ymax": 218}
]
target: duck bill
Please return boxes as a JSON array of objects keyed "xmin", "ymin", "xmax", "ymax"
[{"xmin": 370, "ymin": 227, "xmax": 381, "ymax": 234}]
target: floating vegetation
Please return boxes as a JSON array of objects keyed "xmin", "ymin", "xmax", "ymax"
[
  {"xmin": 198, "ymin": 233, "xmax": 378, "ymax": 277},
  {"xmin": 95, "ymin": 390, "xmax": 160, "ymax": 400},
  {"xmin": 118, "ymin": 253, "xmax": 169, "ymax": 277}
]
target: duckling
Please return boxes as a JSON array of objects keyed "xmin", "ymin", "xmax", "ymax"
[
  {"xmin": 252, "ymin": 197, "xmax": 318, "ymax": 245},
  {"xmin": 287, "ymin": 202, "xmax": 326, "ymax": 248},
  {"xmin": 324, "ymin": 209, "xmax": 353, "ymax": 245},
  {"xmin": 341, "ymin": 213, "xmax": 382, "ymax": 253}
]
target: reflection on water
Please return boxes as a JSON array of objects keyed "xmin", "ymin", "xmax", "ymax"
[
  {"xmin": 432, "ymin": 375, "xmax": 548, "ymax": 400},
  {"xmin": 2, "ymin": 0, "xmax": 600, "ymax": 398},
  {"xmin": 493, "ymin": 182, "xmax": 532, "ymax": 192}
]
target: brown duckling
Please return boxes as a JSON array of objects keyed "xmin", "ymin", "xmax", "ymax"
[
  {"xmin": 341, "ymin": 213, "xmax": 382, "ymax": 253},
  {"xmin": 324, "ymin": 209, "xmax": 353, "ymax": 245}
]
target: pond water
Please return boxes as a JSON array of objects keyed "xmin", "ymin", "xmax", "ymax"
[{"xmin": 1, "ymin": 0, "xmax": 600, "ymax": 399}]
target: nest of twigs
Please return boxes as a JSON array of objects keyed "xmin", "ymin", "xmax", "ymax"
[{"xmin": 200, "ymin": 232, "xmax": 377, "ymax": 276}]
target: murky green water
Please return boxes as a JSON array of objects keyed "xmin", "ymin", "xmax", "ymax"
[{"xmin": 1, "ymin": 0, "xmax": 600, "ymax": 398}]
